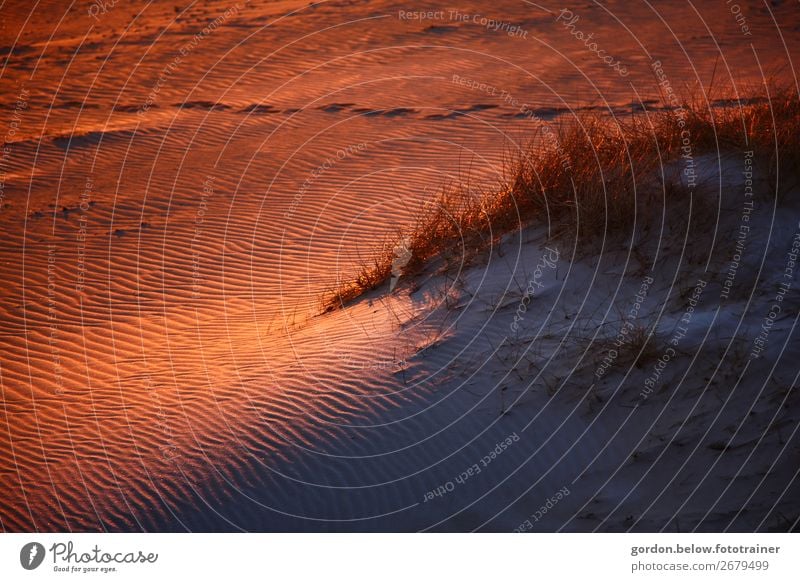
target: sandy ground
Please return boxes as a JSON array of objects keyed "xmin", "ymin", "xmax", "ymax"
[{"xmin": 1, "ymin": 0, "xmax": 799, "ymax": 531}]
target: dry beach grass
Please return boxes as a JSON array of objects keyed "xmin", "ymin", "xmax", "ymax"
[{"xmin": 321, "ymin": 86, "xmax": 800, "ymax": 312}]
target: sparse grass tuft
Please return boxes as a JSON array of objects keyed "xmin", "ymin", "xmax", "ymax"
[{"xmin": 321, "ymin": 86, "xmax": 800, "ymax": 312}]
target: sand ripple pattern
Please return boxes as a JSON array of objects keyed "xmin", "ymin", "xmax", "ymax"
[{"xmin": 1, "ymin": 0, "xmax": 799, "ymax": 531}]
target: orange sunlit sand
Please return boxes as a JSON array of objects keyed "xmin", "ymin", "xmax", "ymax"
[{"xmin": 1, "ymin": 0, "xmax": 799, "ymax": 532}]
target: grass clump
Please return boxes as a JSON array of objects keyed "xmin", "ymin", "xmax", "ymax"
[{"xmin": 321, "ymin": 87, "xmax": 800, "ymax": 313}]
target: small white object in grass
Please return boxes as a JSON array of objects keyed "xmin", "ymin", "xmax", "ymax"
[{"xmin": 389, "ymin": 236, "xmax": 413, "ymax": 292}]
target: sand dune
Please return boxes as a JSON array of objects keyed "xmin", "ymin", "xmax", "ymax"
[{"xmin": 1, "ymin": 0, "xmax": 799, "ymax": 532}]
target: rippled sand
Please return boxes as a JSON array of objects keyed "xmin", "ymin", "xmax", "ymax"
[{"xmin": 1, "ymin": 0, "xmax": 799, "ymax": 531}]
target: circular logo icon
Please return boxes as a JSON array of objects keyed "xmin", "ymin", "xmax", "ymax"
[{"xmin": 20, "ymin": 542, "xmax": 46, "ymax": 570}]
